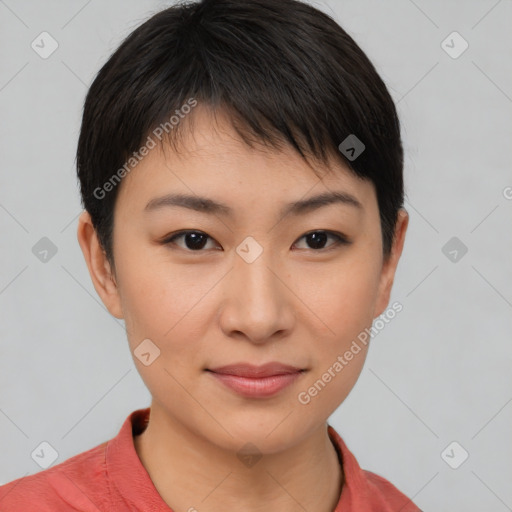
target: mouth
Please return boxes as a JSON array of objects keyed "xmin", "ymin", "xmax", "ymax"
[{"xmin": 205, "ymin": 362, "xmax": 307, "ymax": 398}]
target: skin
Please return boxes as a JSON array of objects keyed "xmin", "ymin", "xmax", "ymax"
[{"xmin": 77, "ymin": 106, "xmax": 408, "ymax": 512}]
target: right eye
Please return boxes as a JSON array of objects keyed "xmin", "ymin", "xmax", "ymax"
[{"xmin": 162, "ymin": 230, "xmax": 221, "ymax": 252}]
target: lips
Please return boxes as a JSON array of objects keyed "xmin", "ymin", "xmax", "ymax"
[
  {"xmin": 206, "ymin": 362, "xmax": 307, "ymax": 398},
  {"xmin": 207, "ymin": 362, "xmax": 305, "ymax": 378}
]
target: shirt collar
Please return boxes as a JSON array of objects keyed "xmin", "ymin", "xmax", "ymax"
[
  {"xmin": 107, "ymin": 408, "xmax": 366, "ymax": 510},
  {"xmin": 106, "ymin": 407, "xmax": 172, "ymax": 510},
  {"xmin": 328, "ymin": 424, "xmax": 370, "ymax": 510}
]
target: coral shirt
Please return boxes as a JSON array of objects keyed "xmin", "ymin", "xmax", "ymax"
[{"xmin": 0, "ymin": 408, "xmax": 421, "ymax": 511}]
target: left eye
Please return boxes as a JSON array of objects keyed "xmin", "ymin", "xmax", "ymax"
[
  {"xmin": 293, "ymin": 230, "xmax": 350, "ymax": 251},
  {"xmin": 163, "ymin": 230, "xmax": 350, "ymax": 252}
]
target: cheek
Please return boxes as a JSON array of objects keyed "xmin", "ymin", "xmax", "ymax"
[
  {"xmin": 292, "ymin": 251, "xmax": 380, "ymax": 408},
  {"xmin": 117, "ymin": 263, "xmax": 210, "ymax": 401},
  {"xmin": 296, "ymin": 343, "xmax": 369, "ymax": 426},
  {"xmin": 290, "ymin": 251, "xmax": 382, "ymax": 345},
  {"xmin": 116, "ymin": 240, "xmax": 189, "ymax": 328},
  {"xmin": 116, "ymin": 252, "xmax": 221, "ymax": 362}
]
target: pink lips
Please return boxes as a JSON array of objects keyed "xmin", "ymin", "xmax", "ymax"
[{"xmin": 207, "ymin": 362, "xmax": 306, "ymax": 398}]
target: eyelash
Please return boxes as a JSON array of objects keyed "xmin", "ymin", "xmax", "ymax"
[{"xmin": 161, "ymin": 230, "xmax": 351, "ymax": 253}]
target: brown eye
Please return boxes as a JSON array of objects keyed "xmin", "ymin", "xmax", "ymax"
[
  {"xmin": 163, "ymin": 231, "xmax": 219, "ymax": 251},
  {"xmin": 293, "ymin": 230, "xmax": 350, "ymax": 251},
  {"xmin": 162, "ymin": 229, "xmax": 350, "ymax": 253}
]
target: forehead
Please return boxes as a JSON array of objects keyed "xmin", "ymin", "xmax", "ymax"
[{"xmin": 115, "ymin": 106, "xmax": 376, "ymax": 217}]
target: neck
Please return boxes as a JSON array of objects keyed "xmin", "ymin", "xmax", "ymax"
[{"xmin": 134, "ymin": 405, "xmax": 344, "ymax": 512}]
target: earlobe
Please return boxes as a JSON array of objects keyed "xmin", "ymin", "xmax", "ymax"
[
  {"xmin": 76, "ymin": 210, "xmax": 124, "ymax": 319},
  {"xmin": 373, "ymin": 208, "xmax": 409, "ymax": 318}
]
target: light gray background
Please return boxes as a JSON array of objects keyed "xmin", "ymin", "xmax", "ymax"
[{"xmin": 1, "ymin": 0, "xmax": 511, "ymax": 510}]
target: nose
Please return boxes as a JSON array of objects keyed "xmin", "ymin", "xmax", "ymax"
[{"xmin": 218, "ymin": 242, "xmax": 296, "ymax": 345}]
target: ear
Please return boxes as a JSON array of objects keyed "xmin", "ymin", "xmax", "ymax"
[
  {"xmin": 373, "ymin": 208, "xmax": 409, "ymax": 318},
  {"xmin": 76, "ymin": 210, "xmax": 124, "ymax": 319}
]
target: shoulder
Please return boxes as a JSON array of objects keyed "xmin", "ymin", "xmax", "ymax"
[
  {"xmin": 362, "ymin": 469, "xmax": 422, "ymax": 512},
  {"xmin": 0, "ymin": 440, "xmax": 110, "ymax": 512}
]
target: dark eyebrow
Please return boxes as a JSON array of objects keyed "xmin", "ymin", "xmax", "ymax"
[
  {"xmin": 144, "ymin": 191, "xmax": 363, "ymax": 217},
  {"xmin": 282, "ymin": 191, "xmax": 363, "ymax": 216}
]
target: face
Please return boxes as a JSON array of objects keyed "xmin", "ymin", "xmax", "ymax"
[{"xmin": 78, "ymin": 107, "xmax": 408, "ymax": 454}]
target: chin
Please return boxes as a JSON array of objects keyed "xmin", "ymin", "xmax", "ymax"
[{"xmin": 214, "ymin": 415, "xmax": 313, "ymax": 454}]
